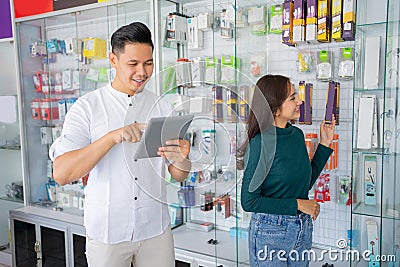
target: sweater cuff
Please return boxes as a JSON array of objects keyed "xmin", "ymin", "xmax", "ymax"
[
  {"xmin": 317, "ymin": 143, "xmax": 333, "ymax": 155},
  {"xmin": 287, "ymin": 198, "xmax": 299, "ymax": 216}
]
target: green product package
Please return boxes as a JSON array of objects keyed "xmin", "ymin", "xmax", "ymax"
[{"xmin": 269, "ymin": 5, "xmax": 283, "ymax": 34}]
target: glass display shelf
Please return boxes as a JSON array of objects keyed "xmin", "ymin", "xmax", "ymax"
[
  {"xmin": 354, "ymin": 88, "xmax": 386, "ymax": 92},
  {"xmin": 0, "ymin": 145, "xmax": 21, "ymax": 150},
  {"xmin": 356, "ymin": 21, "xmax": 391, "ymax": 28},
  {"xmin": 353, "ymin": 202, "xmax": 400, "ymax": 221},
  {"xmin": 0, "ymin": 196, "xmax": 24, "ymax": 204},
  {"xmin": 351, "ymin": 149, "xmax": 390, "ymax": 155}
]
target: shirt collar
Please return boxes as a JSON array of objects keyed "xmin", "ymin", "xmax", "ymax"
[{"xmin": 107, "ymin": 82, "xmax": 145, "ymax": 98}]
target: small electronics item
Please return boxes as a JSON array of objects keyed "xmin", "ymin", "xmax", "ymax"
[
  {"xmin": 133, "ymin": 115, "xmax": 194, "ymax": 159},
  {"xmin": 364, "ymin": 155, "xmax": 377, "ymax": 206}
]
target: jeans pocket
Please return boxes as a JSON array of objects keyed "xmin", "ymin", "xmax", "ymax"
[{"xmin": 256, "ymin": 222, "xmax": 287, "ymax": 237}]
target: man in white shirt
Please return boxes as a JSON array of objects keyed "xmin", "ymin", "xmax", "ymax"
[{"xmin": 49, "ymin": 22, "xmax": 191, "ymax": 267}]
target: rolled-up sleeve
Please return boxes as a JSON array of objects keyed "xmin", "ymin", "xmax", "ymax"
[{"xmin": 49, "ymin": 98, "xmax": 91, "ymax": 161}]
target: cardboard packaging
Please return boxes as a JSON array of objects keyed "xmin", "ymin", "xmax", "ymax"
[
  {"xmin": 299, "ymin": 81, "xmax": 306, "ymax": 123},
  {"xmin": 356, "ymin": 96, "xmax": 375, "ymax": 149},
  {"xmin": 331, "ymin": 0, "xmax": 343, "ymax": 41},
  {"xmin": 40, "ymin": 98, "xmax": 59, "ymax": 121},
  {"xmin": 306, "ymin": 0, "xmax": 318, "ymax": 42},
  {"xmin": 325, "ymin": 134, "xmax": 339, "ymax": 170},
  {"xmin": 305, "ymin": 133, "xmax": 318, "ymax": 160},
  {"xmin": 342, "ymin": 0, "xmax": 356, "ymax": 40},
  {"xmin": 187, "ymin": 17, "xmax": 204, "ymax": 50},
  {"xmin": 282, "ymin": 0, "xmax": 295, "ymax": 46},
  {"xmin": 83, "ymin": 38, "xmax": 106, "ymax": 59},
  {"xmin": 324, "ymin": 81, "xmax": 339, "ymax": 124},
  {"xmin": 364, "ymin": 36, "xmax": 381, "ymax": 89},
  {"xmin": 299, "ymin": 83, "xmax": 313, "ymax": 124},
  {"xmin": 317, "ymin": 0, "xmax": 332, "ymax": 42},
  {"xmin": 167, "ymin": 13, "xmax": 188, "ymax": 43},
  {"xmin": 293, "ymin": 0, "xmax": 307, "ymax": 43},
  {"xmin": 197, "ymin": 13, "xmax": 213, "ymax": 31}
]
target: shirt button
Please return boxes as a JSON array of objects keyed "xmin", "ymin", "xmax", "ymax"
[
  {"xmin": 129, "ymin": 103, "xmax": 132, "ymax": 106},
  {"xmin": 134, "ymin": 197, "xmax": 138, "ymax": 200},
  {"xmin": 134, "ymin": 159, "xmax": 137, "ymax": 162},
  {"xmin": 135, "ymin": 177, "xmax": 138, "ymax": 180},
  {"xmin": 128, "ymin": 94, "xmax": 131, "ymax": 97}
]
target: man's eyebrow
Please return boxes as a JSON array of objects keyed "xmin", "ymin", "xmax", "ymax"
[
  {"xmin": 290, "ymin": 92, "xmax": 296, "ymax": 97},
  {"xmin": 127, "ymin": 59, "xmax": 153, "ymax": 63}
]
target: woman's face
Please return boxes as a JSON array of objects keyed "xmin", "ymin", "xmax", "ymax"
[{"xmin": 276, "ymin": 83, "xmax": 303, "ymax": 122}]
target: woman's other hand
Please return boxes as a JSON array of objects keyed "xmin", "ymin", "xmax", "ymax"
[{"xmin": 297, "ymin": 199, "xmax": 321, "ymax": 220}]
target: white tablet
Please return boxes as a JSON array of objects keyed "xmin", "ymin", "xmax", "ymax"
[{"xmin": 133, "ymin": 115, "xmax": 194, "ymax": 159}]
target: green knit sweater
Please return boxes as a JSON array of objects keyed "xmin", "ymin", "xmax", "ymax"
[{"xmin": 241, "ymin": 123, "xmax": 333, "ymax": 215}]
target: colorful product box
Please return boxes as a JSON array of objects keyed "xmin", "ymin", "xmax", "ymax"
[
  {"xmin": 299, "ymin": 82, "xmax": 313, "ymax": 124},
  {"xmin": 324, "ymin": 81, "xmax": 339, "ymax": 124},
  {"xmin": 293, "ymin": 0, "xmax": 307, "ymax": 43},
  {"xmin": 30, "ymin": 98, "xmax": 42, "ymax": 120},
  {"xmin": 40, "ymin": 98, "xmax": 59, "ymax": 121},
  {"xmin": 331, "ymin": 0, "xmax": 343, "ymax": 41},
  {"xmin": 305, "ymin": 133, "xmax": 318, "ymax": 160},
  {"xmin": 239, "ymin": 85, "xmax": 250, "ymax": 122},
  {"xmin": 298, "ymin": 81, "xmax": 306, "ymax": 123},
  {"xmin": 342, "ymin": 0, "xmax": 355, "ymax": 40},
  {"xmin": 317, "ymin": 0, "xmax": 332, "ymax": 42},
  {"xmin": 306, "ymin": 0, "xmax": 318, "ymax": 43},
  {"xmin": 325, "ymin": 134, "xmax": 339, "ymax": 170},
  {"xmin": 226, "ymin": 86, "xmax": 238, "ymax": 123},
  {"xmin": 33, "ymin": 72, "xmax": 43, "ymax": 92},
  {"xmin": 334, "ymin": 82, "xmax": 340, "ymax": 124},
  {"xmin": 282, "ymin": 0, "xmax": 295, "ymax": 46},
  {"xmin": 305, "ymin": 83, "xmax": 313, "ymax": 124},
  {"xmin": 83, "ymin": 38, "xmax": 107, "ymax": 59}
]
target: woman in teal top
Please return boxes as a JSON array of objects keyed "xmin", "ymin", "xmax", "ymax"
[{"xmin": 240, "ymin": 75, "xmax": 335, "ymax": 266}]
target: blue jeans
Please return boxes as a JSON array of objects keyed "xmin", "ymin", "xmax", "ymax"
[{"xmin": 248, "ymin": 212, "xmax": 313, "ymax": 267}]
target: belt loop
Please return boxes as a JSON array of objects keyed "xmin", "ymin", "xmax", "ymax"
[{"xmin": 277, "ymin": 215, "xmax": 282, "ymax": 226}]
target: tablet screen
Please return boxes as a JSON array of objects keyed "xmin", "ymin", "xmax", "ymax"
[{"xmin": 133, "ymin": 115, "xmax": 194, "ymax": 159}]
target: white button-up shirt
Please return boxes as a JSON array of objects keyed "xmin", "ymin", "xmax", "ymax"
[{"xmin": 49, "ymin": 83, "xmax": 173, "ymax": 244}]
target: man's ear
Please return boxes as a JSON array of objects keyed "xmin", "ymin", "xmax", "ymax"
[{"xmin": 109, "ymin": 52, "xmax": 117, "ymax": 68}]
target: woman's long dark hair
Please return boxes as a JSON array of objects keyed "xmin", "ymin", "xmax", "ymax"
[{"xmin": 236, "ymin": 74, "xmax": 291, "ymax": 170}]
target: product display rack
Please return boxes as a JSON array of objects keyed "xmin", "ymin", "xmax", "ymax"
[
  {"xmin": 351, "ymin": 0, "xmax": 400, "ymax": 266},
  {"xmin": 157, "ymin": 0, "xmax": 358, "ymax": 265},
  {"xmin": 9, "ymin": 0, "xmax": 399, "ymax": 266}
]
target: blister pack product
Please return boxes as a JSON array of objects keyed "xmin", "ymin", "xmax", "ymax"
[
  {"xmin": 297, "ymin": 50, "xmax": 314, "ymax": 72},
  {"xmin": 248, "ymin": 5, "xmax": 267, "ymax": 35},
  {"xmin": 269, "ymin": 5, "xmax": 283, "ymax": 33},
  {"xmin": 338, "ymin": 47, "xmax": 354, "ymax": 80},
  {"xmin": 316, "ymin": 50, "xmax": 332, "ymax": 81}
]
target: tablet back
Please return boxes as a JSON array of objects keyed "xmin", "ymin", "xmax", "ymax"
[{"xmin": 134, "ymin": 115, "xmax": 194, "ymax": 159}]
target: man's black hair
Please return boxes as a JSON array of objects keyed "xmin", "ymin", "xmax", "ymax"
[{"xmin": 111, "ymin": 22, "xmax": 154, "ymax": 55}]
